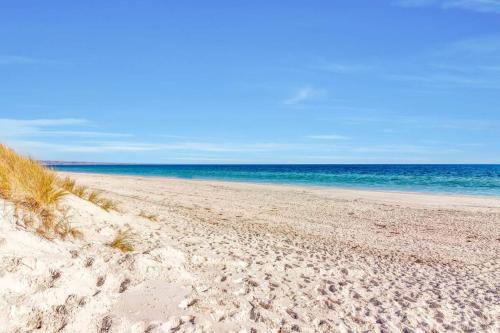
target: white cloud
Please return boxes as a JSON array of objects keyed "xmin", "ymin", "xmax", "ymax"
[
  {"xmin": 0, "ymin": 55, "xmax": 45, "ymax": 65},
  {"xmin": 0, "ymin": 118, "xmax": 321, "ymax": 157},
  {"xmin": 313, "ymin": 62, "xmax": 373, "ymax": 74},
  {"xmin": 444, "ymin": 35, "xmax": 500, "ymax": 55},
  {"xmin": 352, "ymin": 144, "xmax": 461, "ymax": 154},
  {"xmin": 443, "ymin": 0, "xmax": 500, "ymax": 13},
  {"xmin": 0, "ymin": 118, "xmax": 87, "ymax": 126},
  {"xmin": 395, "ymin": 0, "xmax": 500, "ymax": 14},
  {"xmin": 383, "ymin": 35, "xmax": 500, "ymax": 89},
  {"xmin": 307, "ymin": 134, "xmax": 349, "ymax": 140},
  {"xmin": 0, "ymin": 118, "xmax": 88, "ymax": 137},
  {"xmin": 32, "ymin": 131, "xmax": 132, "ymax": 138},
  {"xmin": 283, "ymin": 86, "xmax": 325, "ymax": 105},
  {"xmin": 341, "ymin": 114, "xmax": 498, "ymax": 131},
  {"xmin": 5, "ymin": 140, "xmax": 313, "ymax": 155},
  {"xmin": 396, "ymin": 0, "xmax": 435, "ymax": 6},
  {"xmin": 385, "ymin": 72, "xmax": 487, "ymax": 86},
  {"xmin": 0, "ymin": 118, "xmax": 130, "ymax": 138}
]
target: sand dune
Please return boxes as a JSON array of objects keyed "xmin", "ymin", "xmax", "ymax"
[{"xmin": 1, "ymin": 172, "xmax": 499, "ymax": 332}]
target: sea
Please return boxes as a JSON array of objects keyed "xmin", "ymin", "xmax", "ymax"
[{"xmin": 50, "ymin": 164, "xmax": 500, "ymax": 196}]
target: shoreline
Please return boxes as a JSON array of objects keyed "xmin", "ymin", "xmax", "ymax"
[
  {"xmin": 57, "ymin": 170, "xmax": 500, "ymax": 209},
  {"xmin": 59, "ymin": 171, "xmax": 500, "ymax": 264},
  {"xmin": 2, "ymin": 170, "xmax": 499, "ymax": 332}
]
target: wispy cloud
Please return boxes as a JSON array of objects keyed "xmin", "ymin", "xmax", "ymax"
[
  {"xmin": 396, "ymin": 0, "xmax": 435, "ymax": 6},
  {"xmin": 0, "ymin": 118, "xmax": 133, "ymax": 139},
  {"xmin": 384, "ymin": 72, "xmax": 491, "ymax": 87},
  {"xmin": 11, "ymin": 139, "xmax": 457, "ymax": 158},
  {"xmin": 352, "ymin": 144, "xmax": 461, "ymax": 154},
  {"xmin": 312, "ymin": 61, "xmax": 373, "ymax": 74},
  {"xmin": 283, "ymin": 86, "xmax": 325, "ymax": 105},
  {"xmin": 0, "ymin": 55, "xmax": 45, "ymax": 65},
  {"xmin": 307, "ymin": 134, "xmax": 349, "ymax": 140},
  {"xmin": 442, "ymin": 0, "xmax": 500, "ymax": 13},
  {"xmin": 1, "ymin": 118, "xmax": 492, "ymax": 163},
  {"xmin": 442, "ymin": 35, "xmax": 500, "ymax": 55},
  {"xmin": 384, "ymin": 35, "xmax": 500, "ymax": 89},
  {"xmin": 5, "ymin": 140, "xmax": 162, "ymax": 153},
  {"xmin": 395, "ymin": 0, "xmax": 500, "ymax": 14},
  {"xmin": 0, "ymin": 118, "xmax": 316, "ymax": 155},
  {"xmin": 310, "ymin": 36, "xmax": 500, "ymax": 91},
  {"xmin": 0, "ymin": 118, "xmax": 87, "ymax": 137},
  {"xmin": 341, "ymin": 114, "xmax": 499, "ymax": 131},
  {"xmin": 5, "ymin": 139, "xmax": 314, "ymax": 154},
  {"xmin": 1, "ymin": 118, "xmax": 87, "ymax": 126},
  {"xmin": 34, "ymin": 131, "xmax": 132, "ymax": 138}
]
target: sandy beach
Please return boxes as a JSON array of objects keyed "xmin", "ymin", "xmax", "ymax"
[{"xmin": 1, "ymin": 171, "xmax": 499, "ymax": 332}]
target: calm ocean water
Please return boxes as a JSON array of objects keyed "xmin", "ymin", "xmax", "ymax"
[{"xmin": 51, "ymin": 164, "xmax": 500, "ymax": 196}]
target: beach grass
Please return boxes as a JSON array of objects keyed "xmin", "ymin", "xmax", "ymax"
[
  {"xmin": 0, "ymin": 145, "xmax": 66, "ymax": 208},
  {"xmin": 96, "ymin": 197, "xmax": 118, "ymax": 212},
  {"xmin": 0, "ymin": 144, "xmax": 71, "ymax": 238},
  {"xmin": 60, "ymin": 176, "xmax": 76, "ymax": 193},
  {"xmin": 0, "ymin": 144, "xmax": 117, "ymax": 238},
  {"xmin": 87, "ymin": 190, "xmax": 102, "ymax": 204},
  {"xmin": 72, "ymin": 185, "xmax": 87, "ymax": 198},
  {"xmin": 108, "ymin": 229, "xmax": 135, "ymax": 252},
  {"xmin": 138, "ymin": 210, "xmax": 158, "ymax": 222},
  {"xmin": 60, "ymin": 177, "xmax": 118, "ymax": 211},
  {"xmin": 53, "ymin": 207, "xmax": 84, "ymax": 240}
]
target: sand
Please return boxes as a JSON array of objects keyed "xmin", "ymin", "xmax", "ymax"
[{"xmin": 0, "ymin": 172, "xmax": 499, "ymax": 332}]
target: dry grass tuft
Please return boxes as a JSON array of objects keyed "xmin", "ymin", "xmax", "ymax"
[
  {"xmin": 138, "ymin": 210, "xmax": 158, "ymax": 222},
  {"xmin": 62, "ymin": 178, "xmax": 118, "ymax": 211},
  {"xmin": 0, "ymin": 144, "xmax": 76, "ymax": 238},
  {"xmin": 53, "ymin": 207, "xmax": 84, "ymax": 240},
  {"xmin": 108, "ymin": 229, "xmax": 135, "ymax": 252},
  {"xmin": 0, "ymin": 145, "xmax": 66, "ymax": 209},
  {"xmin": 0, "ymin": 144, "xmax": 116, "ymax": 239},
  {"xmin": 86, "ymin": 190, "xmax": 102, "ymax": 204},
  {"xmin": 97, "ymin": 198, "xmax": 118, "ymax": 212},
  {"xmin": 72, "ymin": 185, "xmax": 87, "ymax": 198},
  {"xmin": 60, "ymin": 177, "xmax": 76, "ymax": 193}
]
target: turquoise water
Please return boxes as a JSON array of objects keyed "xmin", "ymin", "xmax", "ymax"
[{"xmin": 51, "ymin": 164, "xmax": 500, "ymax": 196}]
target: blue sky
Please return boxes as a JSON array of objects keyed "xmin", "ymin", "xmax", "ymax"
[{"xmin": 1, "ymin": 0, "xmax": 499, "ymax": 163}]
